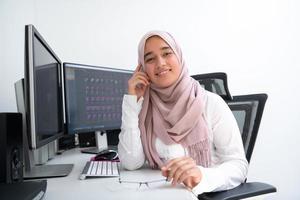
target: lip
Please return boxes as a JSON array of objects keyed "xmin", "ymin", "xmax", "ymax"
[{"xmin": 155, "ymin": 69, "xmax": 171, "ymax": 76}]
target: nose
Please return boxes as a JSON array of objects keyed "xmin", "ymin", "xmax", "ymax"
[{"xmin": 157, "ymin": 56, "xmax": 166, "ymax": 68}]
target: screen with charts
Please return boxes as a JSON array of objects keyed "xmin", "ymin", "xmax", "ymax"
[{"xmin": 64, "ymin": 63, "xmax": 133, "ymax": 135}]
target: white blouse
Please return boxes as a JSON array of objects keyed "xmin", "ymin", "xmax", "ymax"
[{"xmin": 117, "ymin": 91, "xmax": 248, "ymax": 195}]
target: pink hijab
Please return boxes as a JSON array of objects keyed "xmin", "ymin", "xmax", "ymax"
[{"xmin": 138, "ymin": 31, "xmax": 211, "ymax": 168}]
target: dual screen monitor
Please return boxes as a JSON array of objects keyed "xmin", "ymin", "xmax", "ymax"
[{"xmin": 17, "ymin": 24, "xmax": 132, "ymax": 170}]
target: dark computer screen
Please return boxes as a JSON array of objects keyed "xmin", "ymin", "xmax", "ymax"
[
  {"xmin": 35, "ymin": 63, "xmax": 60, "ymax": 137},
  {"xmin": 24, "ymin": 24, "xmax": 64, "ymax": 149},
  {"xmin": 64, "ymin": 63, "xmax": 133, "ymax": 135}
]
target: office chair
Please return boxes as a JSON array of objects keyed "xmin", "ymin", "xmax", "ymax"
[
  {"xmin": 228, "ymin": 94, "xmax": 267, "ymax": 162},
  {"xmin": 191, "ymin": 72, "xmax": 232, "ymax": 101},
  {"xmin": 191, "ymin": 73, "xmax": 277, "ymax": 200}
]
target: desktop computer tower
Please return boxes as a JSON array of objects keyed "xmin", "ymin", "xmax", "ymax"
[{"xmin": 0, "ymin": 113, "xmax": 23, "ymax": 183}]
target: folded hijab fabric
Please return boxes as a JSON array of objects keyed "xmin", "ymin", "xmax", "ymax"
[{"xmin": 138, "ymin": 31, "xmax": 211, "ymax": 169}]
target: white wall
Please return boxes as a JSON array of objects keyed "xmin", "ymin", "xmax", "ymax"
[{"xmin": 1, "ymin": 0, "xmax": 299, "ymax": 199}]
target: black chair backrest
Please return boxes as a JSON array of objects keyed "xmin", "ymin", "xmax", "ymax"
[
  {"xmin": 227, "ymin": 94, "xmax": 268, "ymax": 163},
  {"xmin": 191, "ymin": 72, "xmax": 268, "ymax": 163},
  {"xmin": 192, "ymin": 73, "xmax": 274, "ymax": 199},
  {"xmin": 191, "ymin": 72, "xmax": 233, "ymax": 101}
]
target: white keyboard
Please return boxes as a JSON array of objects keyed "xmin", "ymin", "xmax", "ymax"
[{"xmin": 80, "ymin": 161, "xmax": 119, "ymax": 180}]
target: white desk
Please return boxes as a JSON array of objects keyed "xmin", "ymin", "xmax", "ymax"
[{"xmin": 44, "ymin": 148, "xmax": 198, "ymax": 200}]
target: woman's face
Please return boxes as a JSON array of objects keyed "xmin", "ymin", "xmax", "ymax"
[{"xmin": 144, "ymin": 36, "xmax": 182, "ymax": 88}]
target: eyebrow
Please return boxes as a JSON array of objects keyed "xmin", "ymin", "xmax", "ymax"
[{"xmin": 144, "ymin": 46, "xmax": 172, "ymax": 59}]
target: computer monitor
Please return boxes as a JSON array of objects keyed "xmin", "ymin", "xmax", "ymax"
[
  {"xmin": 15, "ymin": 24, "xmax": 73, "ymax": 179},
  {"xmin": 63, "ymin": 63, "xmax": 133, "ymax": 153}
]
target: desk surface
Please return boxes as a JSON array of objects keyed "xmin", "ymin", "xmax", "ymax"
[{"xmin": 44, "ymin": 148, "xmax": 198, "ymax": 200}]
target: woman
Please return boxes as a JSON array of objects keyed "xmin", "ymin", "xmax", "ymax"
[{"xmin": 118, "ymin": 31, "xmax": 248, "ymax": 195}]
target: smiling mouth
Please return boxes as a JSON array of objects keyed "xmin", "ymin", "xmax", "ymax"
[{"xmin": 155, "ymin": 69, "xmax": 171, "ymax": 76}]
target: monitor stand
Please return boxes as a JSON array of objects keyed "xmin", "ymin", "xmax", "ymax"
[
  {"xmin": 23, "ymin": 143, "xmax": 74, "ymax": 180},
  {"xmin": 24, "ymin": 163, "xmax": 74, "ymax": 180},
  {"xmin": 80, "ymin": 131, "xmax": 108, "ymax": 154}
]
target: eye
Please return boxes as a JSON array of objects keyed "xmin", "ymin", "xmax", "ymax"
[
  {"xmin": 145, "ymin": 57, "xmax": 154, "ymax": 63},
  {"xmin": 163, "ymin": 51, "xmax": 173, "ymax": 57}
]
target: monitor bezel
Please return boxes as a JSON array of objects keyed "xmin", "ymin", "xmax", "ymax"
[
  {"xmin": 25, "ymin": 24, "xmax": 65, "ymax": 149},
  {"xmin": 63, "ymin": 62, "xmax": 133, "ymax": 135}
]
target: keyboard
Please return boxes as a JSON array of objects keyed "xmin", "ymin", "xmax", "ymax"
[{"xmin": 80, "ymin": 161, "xmax": 119, "ymax": 180}]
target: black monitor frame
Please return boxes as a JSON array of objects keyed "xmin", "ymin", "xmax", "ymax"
[
  {"xmin": 24, "ymin": 24, "xmax": 64, "ymax": 149},
  {"xmin": 63, "ymin": 62, "xmax": 133, "ymax": 153},
  {"xmin": 15, "ymin": 24, "xmax": 73, "ymax": 179}
]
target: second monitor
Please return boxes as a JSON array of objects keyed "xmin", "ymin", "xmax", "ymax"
[{"xmin": 63, "ymin": 63, "xmax": 132, "ymax": 153}]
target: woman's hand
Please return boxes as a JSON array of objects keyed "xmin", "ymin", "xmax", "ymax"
[
  {"xmin": 161, "ymin": 156, "xmax": 202, "ymax": 189},
  {"xmin": 128, "ymin": 64, "xmax": 150, "ymax": 100}
]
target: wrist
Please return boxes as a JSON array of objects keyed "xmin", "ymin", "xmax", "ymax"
[{"xmin": 128, "ymin": 88, "xmax": 136, "ymax": 95}]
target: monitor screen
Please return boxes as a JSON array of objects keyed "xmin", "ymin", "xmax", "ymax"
[
  {"xmin": 24, "ymin": 25, "xmax": 64, "ymax": 149},
  {"xmin": 63, "ymin": 63, "xmax": 133, "ymax": 135}
]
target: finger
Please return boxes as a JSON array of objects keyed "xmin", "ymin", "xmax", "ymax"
[
  {"xmin": 177, "ymin": 158, "xmax": 197, "ymax": 183},
  {"xmin": 180, "ymin": 168, "xmax": 202, "ymax": 188},
  {"xmin": 134, "ymin": 64, "xmax": 142, "ymax": 73},
  {"xmin": 134, "ymin": 75, "xmax": 150, "ymax": 86},
  {"xmin": 165, "ymin": 157, "xmax": 196, "ymax": 185},
  {"xmin": 135, "ymin": 73, "xmax": 150, "ymax": 82},
  {"xmin": 165, "ymin": 157, "xmax": 192, "ymax": 177},
  {"xmin": 171, "ymin": 161, "xmax": 194, "ymax": 186},
  {"xmin": 136, "ymin": 80, "xmax": 149, "ymax": 89},
  {"xmin": 183, "ymin": 178, "xmax": 194, "ymax": 189},
  {"xmin": 161, "ymin": 166, "xmax": 168, "ymax": 177},
  {"xmin": 179, "ymin": 168, "xmax": 196, "ymax": 184},
  {"xmin": 135, "ymin": 72, "xmax": 150, "ymax": 82},
  {"xmin": 167, "ymin": 158, "xmax": 191, "ymax": 184},
  {"xmin": 164, "ymin": 156, "xmax": 189, "ymax": 170},
  {"xmin": 172, "ymin": 163, "xmax": 195, "ymax": 185},
  {"xmin": 128, "ymin": 74, "xmax": 149, "ymax": 88},
  {"xmin": 129, "ymin": 73, "xmax": 150, "ymax": 86}
]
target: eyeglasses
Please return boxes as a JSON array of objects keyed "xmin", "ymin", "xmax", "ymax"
[
  {"xmin": 118, "ymin": 176, "xmax": 198, "ymax": 198},
  {"xmin": 118, "ymin": 176, "xmax": 168, "ymax": 190},
  {"xmin": 117, "ymin": 174, "xmax": 198, "ymax": 199}
]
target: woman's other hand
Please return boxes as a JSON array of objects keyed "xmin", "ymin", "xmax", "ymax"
[
  {"xmin": 161, "ymin": 156, "xmax": 202, "ymax": 189},
  {"xmin": 128, "ymin": 64, "xmax": 150, "ymax": 100}
]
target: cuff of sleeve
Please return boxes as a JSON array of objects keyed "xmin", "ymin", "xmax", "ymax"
[
  {"xmin": 122, "ymin": 95, "xmax": 143, "ymax": 128},
  {"xmin": 123, "ymin": 94, "xmax": 143, "ymax": 111},
  {"xmin": 192, "ymin": 166, "xmax": 209, "ymax": 195},
  {"xmin": 192, "ymin": 166, "xmax": 222, "ymax": 195}
]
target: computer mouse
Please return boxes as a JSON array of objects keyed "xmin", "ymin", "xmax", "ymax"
[{"xmin": 93, "ymin": 149, "xmax": 119, "ymax": 161}]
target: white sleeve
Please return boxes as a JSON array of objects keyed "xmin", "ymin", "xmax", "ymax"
[
  {"xmin": 192, "ymin": 93, "xmax": 249, "ymax": 195},
  {"xmin": 117, "ymin": 94, "xmax": 146, "ymax": 170}
]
